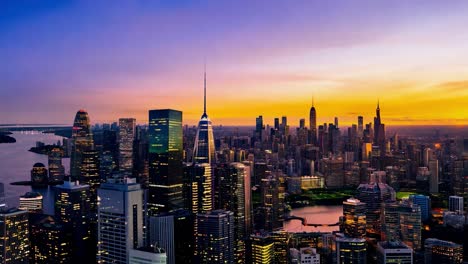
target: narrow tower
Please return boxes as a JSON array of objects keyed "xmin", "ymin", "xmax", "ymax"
[
  {"xmin": 309, "ymin": 97, "xmax": 317, "ymax": 145},
  {"xmin": 192, "ymin": 67, "xmax": 216, "ymax": 164}
]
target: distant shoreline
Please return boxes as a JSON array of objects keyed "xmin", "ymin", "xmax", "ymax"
[{"xmin": 0, "ymin": 132, "xmax": 16, "ymax": 144}]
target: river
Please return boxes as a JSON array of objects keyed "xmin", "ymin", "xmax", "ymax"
[
  {"xmin": 283, "ymin": 205, "xmax": 343, "ymax": 233},
  {"xmin": 0, "ymin": 131, "xmax": 69, "ymax": 214}
]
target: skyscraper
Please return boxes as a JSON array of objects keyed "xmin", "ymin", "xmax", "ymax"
[
  {"xmin": 148, "ymin": 109, "xmax": 183, "ymax": 215},
  {"xmin": 382, "ymin": 200, "xmax": 422, "ymax": 250},
  {"xmin": 29, "ymin": 214, "xmax": 72, "ymax": 264},
  {"xmin": 356, "ymin": 181, "xmax": 395, "ymax": 236},
  {"xmin": 336, "ymin": 237, "xmax": 367, "ymax": 264},
  {"xmin": 70, "ymin": 109, "xmax": 94, "ymax": 179},
  {"xmin": 373, "ymin": 101, "xmax": 386, "ymax": 153},
  {"xmin": 149, "ymin": 209, "xmax": 194, "ymax": 264},
  {"xmin": 187, "ymin": 163, "xmax": 213, "ymax": 214},
  {"xmin": 48, "ymin": 147, "xmax": 65, "ymax": 182},
  {"xmin": 309, "ymin": 98, "xmax": 317, "ymax": 145},
  {"xmin": 196, "ymin": 210, "xmax": 234, "ymax": 264},
  {"xmin": 192, "ymin": 69, "xmax": 216, "ymax": 165},
  {"xmin": 0, "ymin": 208, "xmax": 30, "ymax": 264},
  {"xmin": 342, "ymin": 198, "xmax": 366, "ymax": 238},
  {"xmin": 255, "ymin": 115, "xmax": 264, "ymax": 141},
  {"xmin": 97, "ymin": 178, "xmax": 144, "ymax": 264},
  {"xmin": 357, "ymin": 116, "xmax": 364, "ymax": 137},
  {"xmin": 54, "ymin": 180, "xmax": 94, "ymax": 261},
  {"xmin": 216, "ymin": 163, "xmax": 251, "ymax": 262},
  {"xmin": 255, "ymin": 176, "xmax": 284, "ymax": 231},
  {"xmin": 80, "ymin": 150, "xmax": 100, "ymax": 202},
  {"xmin": 118, "ymin": 118, "xmax": 136, "ymax": 176}
]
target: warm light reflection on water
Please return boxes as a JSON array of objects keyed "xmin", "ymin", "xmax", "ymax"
[{"xmin": 283, "ymin": 205, "xmax": 343, "ymax": 233}]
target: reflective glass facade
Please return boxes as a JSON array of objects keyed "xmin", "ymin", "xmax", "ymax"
[{"xmin": 148, "ymin": 109, "xmax": 183, "ymax": 214}]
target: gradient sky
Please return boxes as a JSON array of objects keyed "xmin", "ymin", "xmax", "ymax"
[{"xmin": 1, "ymin": 1, "xmax": 468, "ymax": 126}]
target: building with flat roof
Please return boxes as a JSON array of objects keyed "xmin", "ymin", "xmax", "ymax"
[
  {"xmin": 129, "ymin": 246, "xmax": 167, "ymax": 264},
  {"xmin": 377, "ymin": 241, "xmax": 412, "ymax": 264}
]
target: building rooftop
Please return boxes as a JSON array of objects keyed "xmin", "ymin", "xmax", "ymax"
[
  {"xmin": 0, "ymin": 207, "xmax": 27, "ymax": 216},
  {"xmin": 20, "ymin": 192, "xmax": 43, "ymax": 199},
  {"xmin": 378, "ymin": 241, "xmax": 411, "ymax": 250},
  {"xmin": 136, "ymin": 246, "xmax": 166, "ymax": 254},
  {"xmin": 54, "ymin": 180, "xmax": 90, "ymax": 190}
]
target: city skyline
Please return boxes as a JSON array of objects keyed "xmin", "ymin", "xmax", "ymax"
[{"xmin": 2, "ymin": 1, "xmax": 468, "ymax": 126}]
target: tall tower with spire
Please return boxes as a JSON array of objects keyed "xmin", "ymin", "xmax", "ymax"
[
  {"xmin": 309, "ymin": 97, "xmax": 317, "ymax": 145},
  {"xmin": 192, "ymin": 67, "xmax": 216, "ymax": 165},
  {"xmin": 373, "ymin": 100, "xmax": 386, "ymax": 154}
]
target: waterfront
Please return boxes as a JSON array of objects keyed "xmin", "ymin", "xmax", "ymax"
[
  {"xmin": 0, "ymin": 131, "xmax": 68, "ymax": 214},
  {"xmin": 283, "ymin": 205, "xmax": 343, "ymax": 233},
  {"xmin": 3, "ymin": 131, "xmax": 347, "ymax": 228}
]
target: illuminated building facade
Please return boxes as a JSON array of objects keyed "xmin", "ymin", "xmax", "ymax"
[
  {"xmin": 0, "ymin": 208, "xmax": 30, "ymax": 264},
  {"xmin": 31, "ymin": 162, "xmax": 48, "ymax": 186},
  {"xmin": 382, "ymin": 200, "xmax": 422, "ymax": 250},
  {"xmin": 424, "ymin": 238, "xmax": 463, "ymax": 264},
  {"xmin": 97, "ymin": 178, "xmax": 143, "ymax": 264},
  {"xmin": 54, "ymin": 180, "xmax": 93, "ymax": 261},
  {"xmin": 342, "ymin": 198, "xmax": 366, "ymax": 238},
  {"xmin": 118, "ymin": 118, "xmax": 136, "ymax": 176},
  {"xmin": 48, "ymin": 147, "xmax": 65, "ymax": 182},
  {"xmin": 188, "ymin": 163, "xmax": 213, "ymax": 214},
  {"xmin": 19, "ymin": 192, "xmax": 43, "ymax": 212},
  {"xmin": 215, "ymin": 162, "xmax": 251, "ymax": 263},
  {"xmin": 249, "ymin": 233, "xmax": 274, "ymax": 264},
  {"xmin": 70, "ymin": 109, "xmax": 94, "ymax": 179},
  {"xmin": 195, "ymin": 210, "xmax": 234, "ymax": 264},
  {"xmin": 30, "ymin": 214, "xmax": 72, "ymax": 264},
  {"xmin": 148, "ymin": 109, "xmax": 183, "ymax": 215},
  {"xmin": 336, "ymin": 237, "xmax": 367, "ymax": 264},
  {"xmin": 271, "ymin": 230, "xmax": 290, "ymax": 264},
  {"xmin": 80, "ymin": 150, "xmax": 100, "ymax": 212}
]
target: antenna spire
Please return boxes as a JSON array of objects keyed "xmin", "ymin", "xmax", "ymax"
[
  {"xmin": 312, "ymin": 96, "xmax": 314, "ymax": 107},
  {"xmin": 204, "ymin": 63, "xmax": 206, "ymax": 115}
]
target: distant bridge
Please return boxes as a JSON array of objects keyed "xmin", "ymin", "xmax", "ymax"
[{"xmin": 284, "ymin": 215, "xmax": 340, "ymax": 227}]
